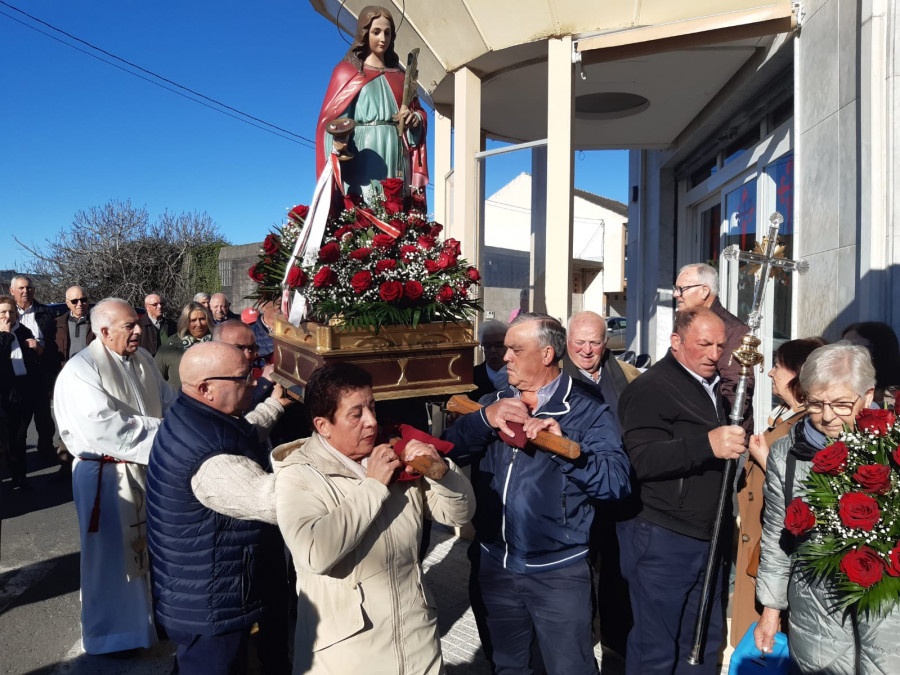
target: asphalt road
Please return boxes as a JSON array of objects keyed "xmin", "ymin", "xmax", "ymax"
[{"xmin": 0, "ymin": 429, "xmax": 176, "ymax": 675}]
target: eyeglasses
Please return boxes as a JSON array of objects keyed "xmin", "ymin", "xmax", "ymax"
[
  {"xmin": 233, "ymin": 343, "xmax": 260, "ymax": 354},
  {"xmin": 203, "ymin": 371, "xmax": 254, "ymax": 385},
  {"xmin": 672, "ymin": 284, "xmax": 706, "ymax": 296},
  {"xmin": 68, "ymin": 298, "xmax": 88, "ymax": 304},
  {"xmin": 805, "ymin": 396, "xmax": 861, "ymax": 416}
]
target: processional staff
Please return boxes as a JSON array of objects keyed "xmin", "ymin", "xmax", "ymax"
[{"xmin": 688, "ymin": 212, "xmax": 810, "ymax": 666}]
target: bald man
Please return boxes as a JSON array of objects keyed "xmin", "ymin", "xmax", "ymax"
[
  {"xmin": 209, "ymin": 293, "xmax": 238, "ymax": 324},
  {"xmin": 138, "ymin": 293, "xmax": 175, "ymax": 356},
  {"xmin": 147, "ymin": 342, "xmax": 277, "ymax": 675}
]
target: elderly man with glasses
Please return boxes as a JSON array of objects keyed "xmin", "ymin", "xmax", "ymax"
[
  {"xmin": 673, "ymin": 263, "xmax": 754, "ymax": 436},
  {"xmin": 146, "ymin": 341, "xmax": 281, "ymax": 675}
]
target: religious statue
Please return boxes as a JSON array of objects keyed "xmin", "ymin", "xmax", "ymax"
[{"xmin": 316, "ymin": 5, "xmax": 429, "ymax": 202}]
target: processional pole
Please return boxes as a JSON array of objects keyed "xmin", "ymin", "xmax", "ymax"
[{"xmin": 687, "ymin": 212, "xmax": 809, "ymax": 665}]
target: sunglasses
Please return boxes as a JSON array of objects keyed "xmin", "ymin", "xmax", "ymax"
[
  {"xmin": 204, "ymin": 371, "xmax": 254, "ymax": 385},
  {"xmin": 68, "ymin": 298, "xmax": 89, "ymax": 304}
]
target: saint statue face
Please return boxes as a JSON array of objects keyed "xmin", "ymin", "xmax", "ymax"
[{"xmin": 368, "ymin": 16, "xmax": 392, "ymax": 61}]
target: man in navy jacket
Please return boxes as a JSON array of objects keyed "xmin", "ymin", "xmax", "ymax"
[
  {"xmin": 147, "ymin": 342, "xmax": 277, "ymax": 675},
  {"xmin": 446, "ymin": 312, "xmax": 630, "ymax": 674}
]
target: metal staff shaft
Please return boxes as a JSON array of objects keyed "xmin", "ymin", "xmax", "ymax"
[{"xmin": 686, "ymin": 362, "xmax": 753, "ymax": 665}]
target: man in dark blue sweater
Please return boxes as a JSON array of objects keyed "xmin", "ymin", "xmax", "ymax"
[
  {"xmin": 446, "ymin": 312, "xmax": 631, "ymax": 674},
  {"xmin": 147, "ymin": 342, "xmax": 277, "ymax": 675}
]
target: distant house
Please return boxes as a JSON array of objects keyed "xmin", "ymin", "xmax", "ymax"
[{"xmin": 481, "ymin": 172, "xmax": 627, "ymax": 321}]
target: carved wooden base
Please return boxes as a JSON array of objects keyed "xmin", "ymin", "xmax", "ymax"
[{"xmin": 271, "ymin": 317, "xmax": 478, "ymax": 401}]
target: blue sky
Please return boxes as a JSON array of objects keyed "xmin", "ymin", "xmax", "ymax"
[{"xmin": 0, "ymin": 1, "xmax": 627, "ymax": 273}]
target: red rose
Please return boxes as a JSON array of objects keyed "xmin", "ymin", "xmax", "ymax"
[
  {"xmin": 437, "ymin": 251, "xmax": 457, "ymax": 269},
  {"xmin": 286, "ymin": 266, "xmax": 307, "ymax": 288},
  {"xmin": 783, "ymin": 497, "xmax": 816, "ymax": 535},
  {"xmin": 404, "ymin": 280, "xmax": 423, "ymax": 301},
  {"xmin": 437, "ymin": 284, "xmax": 455, "ymax": 303},
  {"xmin": 375, "ymin": 259, "xmax": 397, "ymax": 273},
  {"xmin": 839, "ymin": 492, "xmax": 881, "ymax": 531},
  {"xmin": 466, "ymin": 266, "xmax": 481, "ymax": 283},
  {"xmin": 333, "ymin": 225, "xmax": 354, "ymax": 241},
  {"xmin": 400, "ymin": 245, "xmax": 418, "ymax": 262},
  {"xmin": 443, "ymin": 237, "xmax": 461, "ymax": 256},
  {"xmin": 351, "ymin": 271, "xmax": 372, "ymax": 294},
  {"xmin": 429, "ymin": 223, "xmax": 444, "ymax": 237},
  {"xmin": 289, "ymin": 204, "xmax": 309, "ymax": 222},
  {"xmin": 856, "ymin": 409, "xmax": 897, "ymax": 436},
  {"xmin": 895, "ymin": 390, "xmax": 900, "ymax": 413},
  {"xmin": 389, "ymin": 219, "xmax": 407, "ymax": 238},
  {"xmin": 407, "ymin": 214, "xmax": 426, "ymax": 229},
  {"xmin": 373, "ymin": 233, "xmax": 396, "ymax": 250},
  {"xmin": 343, "ymin": 194, "xmax": 361, "ymax": 211},
  {"xmin": 262, "ymin": 234, "xmax": 280, "ymax": 256},
  {"xmin": 853, "ymin": 464, "xmax": 892, "ymax": 494},
  {"xmin": 379, "ymin": 281, "xmax": 404, "ymax": 302},
  {"xmin": 349, "ymin": 247, "xmax": 372, "ymax": 261},
  {"xmin": 384, "ymin": 201, "xmax": 403, "ymax": 215},
  {"xmin": 353, "ymin": 211, "xmax": 372, "ymax": 229},
  {"xmin": 249, "ymin": 264, "xmax": 265, "ymax": 283},
  {"xmin": 381, "ymin": 178, "xmax": 404, "ymax": 202},
  {"xmin": 318, "ymin": 242, "xmax": 341, "ymax": 263},
  {"xmin": 887, "ymin": 543, "xmax": 900, "ymax": 577},
  {"xmin": 411, "ymin": 189, "xmax": 427, "ymax": 211},
  {"xmin": 417, "ymin": 236, "xmax": 435, "ymax": 250},
  {"xmin": 424, "ymin": 259, "xmax": 440, "ymax": 274},
  {"xmin": 840, "ymin": 546, "xmax": 885, "ymax": 587},
  {"xmin": 812, "ymin": 441, "xmax": 849, "ymax": 475},
  {"xmin": 313, "ymin": 266, "xmax": 337, "ymax": 288}
]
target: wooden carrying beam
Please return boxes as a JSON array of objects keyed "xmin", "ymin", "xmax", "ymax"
[{"xmin": 446, "ymin": 395, "xmax": 581, "ymax": 459}]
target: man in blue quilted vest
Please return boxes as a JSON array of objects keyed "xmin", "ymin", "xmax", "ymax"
[{"xmin": 147, "ymin": 341, "xmax": 277, "ymax": 675}]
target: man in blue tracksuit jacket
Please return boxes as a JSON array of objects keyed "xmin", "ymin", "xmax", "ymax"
[{"xmin": 446, "ymin": 313, "xmax": 631, "ymax": 675}]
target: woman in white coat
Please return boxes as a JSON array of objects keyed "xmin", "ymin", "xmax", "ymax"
[{"xmin": 273, "ymin": 362, "xmax": 475, "ymax": 674}]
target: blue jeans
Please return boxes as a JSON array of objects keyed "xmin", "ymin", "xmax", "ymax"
[
  {"xmin": 617, "ymin": 518, "xmax": 729, "ymax": 675},
  {"xmin": 478, "ymin": 547, "xmax": 598, "ymax": 675}
]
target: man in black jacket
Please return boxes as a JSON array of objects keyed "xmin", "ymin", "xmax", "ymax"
[
  {"xmin": 563, "ymin": 310, "xmax": 641, "ymax": 656},
  {"xmin": 469, "ymin": 319, "xmax": 508, "ymax": 401},
  {"xmin": 674, "ymin": 263, "xmax": 753, "ymax": 437},
  {"xmin": 138, "ymin": 293, "xmax": 175, "ymax": 356},
  {"xmin": 9, "ymin": 274, "xmax": 60, "ymax": 471},
  {"xmin": 616, "ymin": 308, "xmax": 745, "ymax": 674},
  {"xmin": 563, "ymin": 311, "xmax": 640, "ymax": 421}
]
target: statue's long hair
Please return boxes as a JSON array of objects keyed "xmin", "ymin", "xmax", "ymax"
[{"xmin": 344, "ymin": 5, "xmax": 400, "ymax": 72}]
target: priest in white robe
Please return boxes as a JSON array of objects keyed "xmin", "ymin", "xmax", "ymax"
[{"xmin": 54, "ymin": 298, "xmax": 176, "ymax": 655}]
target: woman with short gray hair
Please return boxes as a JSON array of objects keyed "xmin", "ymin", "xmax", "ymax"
[{"xmin": 755, "ymin": 342, "xmax": 900, "ymax": 672}]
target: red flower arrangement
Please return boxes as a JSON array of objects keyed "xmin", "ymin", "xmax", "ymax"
[
  {"xmin": 248, "ymin": 179, "xmax": 482, "ymax": 330},
  {"xmin": 793, "ymin": 407, "xmax": 900, "ymax": 615}
]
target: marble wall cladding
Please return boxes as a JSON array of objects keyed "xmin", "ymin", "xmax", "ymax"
[
  {"xmin": 838, "ymin": 100, "xmax": 859, "ymax": 250},
  {"xmin": 797, "ymin": 247, "xmax": 853, "ymax": 338},
  {"xmin": 838, "ymin": 0, "xmax": 860, "ymax": 109},
  {"xmin": 798, "ymin": 0, "xmax": 840, "ymax": 134},
  {"xmin": 798, "ymin": 112, "xmax": 840, "ymax": 256}
]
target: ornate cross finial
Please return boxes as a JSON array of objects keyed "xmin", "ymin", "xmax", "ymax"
[{"xmin": 722, "ymin": 211, "xmax": 808, "ymax": 334}]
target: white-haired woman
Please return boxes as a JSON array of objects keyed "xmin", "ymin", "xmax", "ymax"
[{"xmin": 755, "ymin": 343, "xmax": 900, "ymax": 673}]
